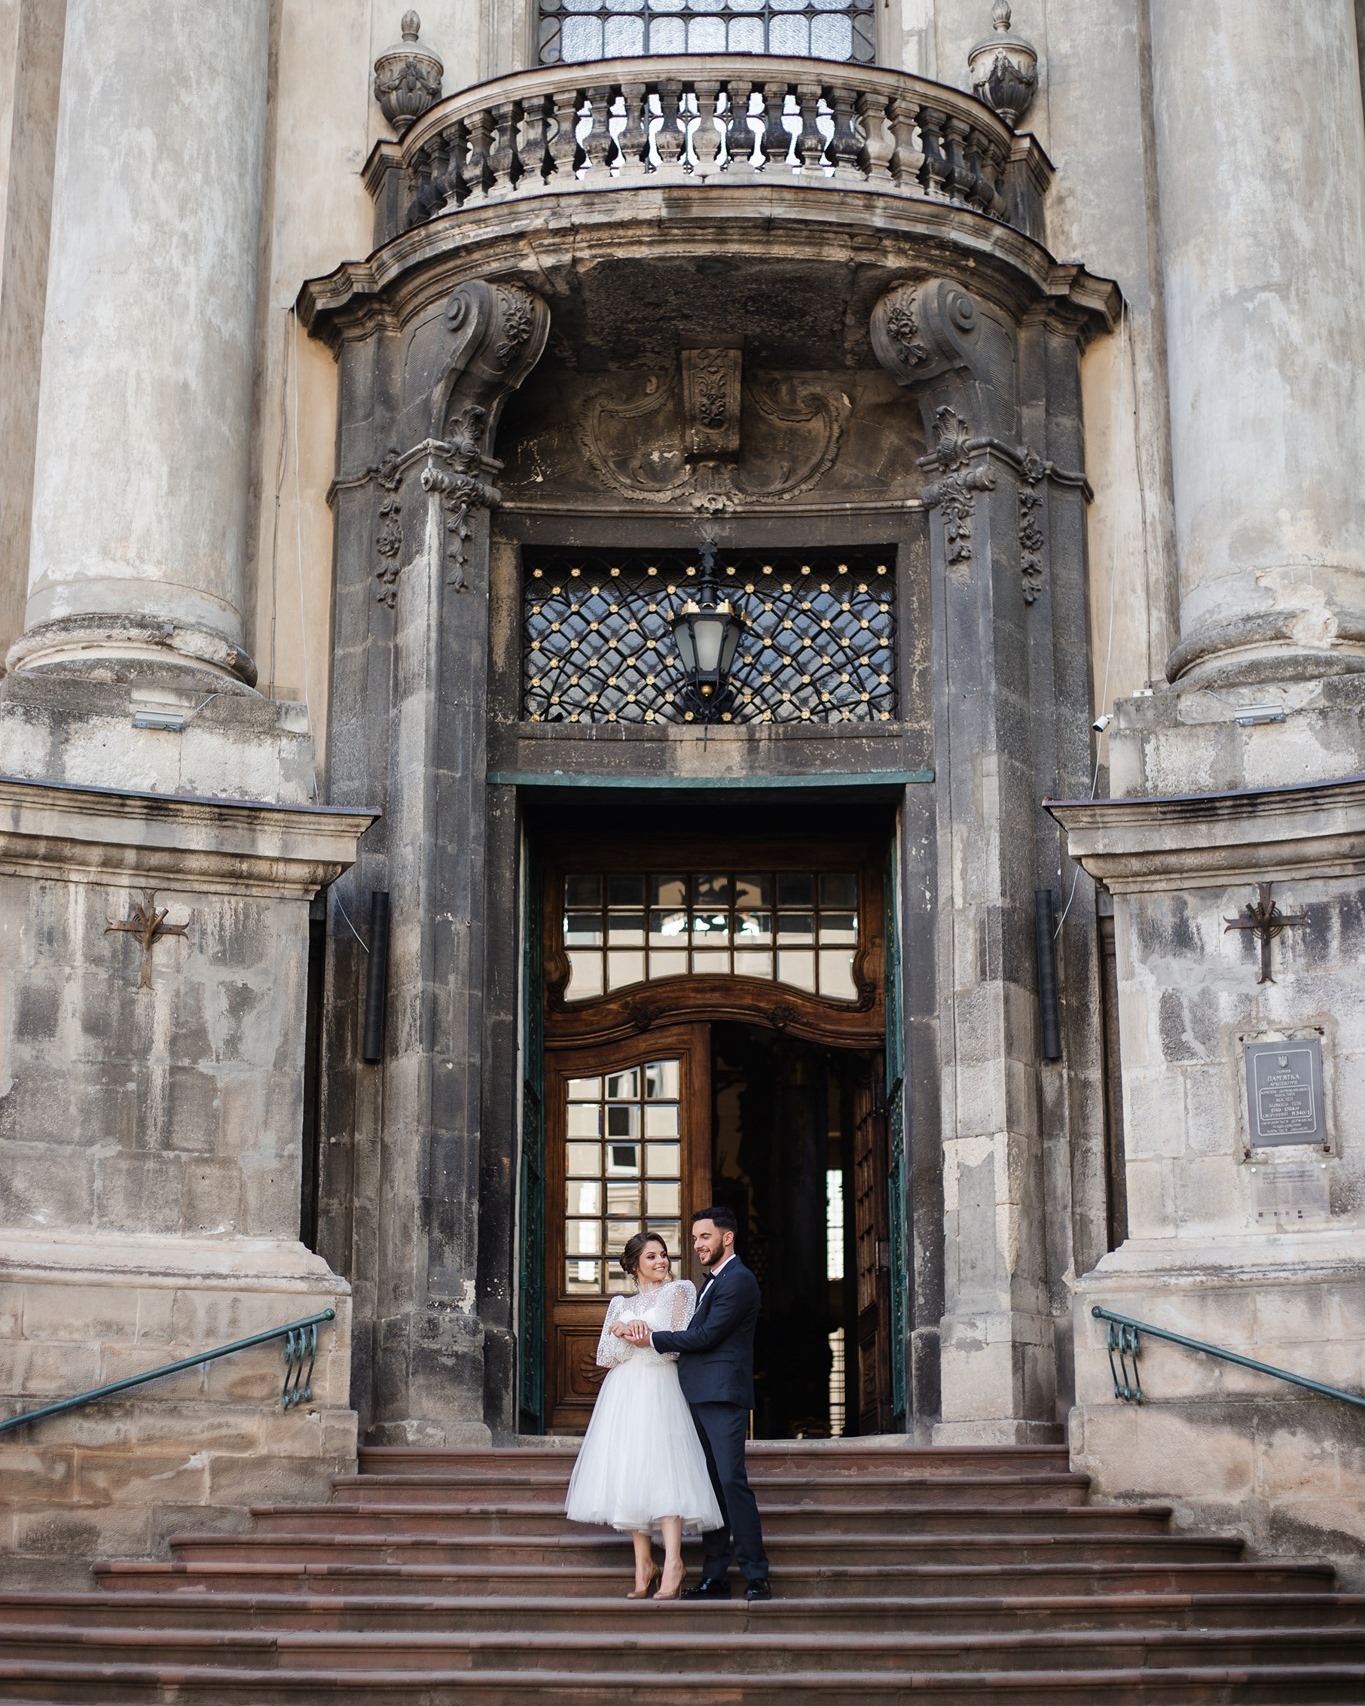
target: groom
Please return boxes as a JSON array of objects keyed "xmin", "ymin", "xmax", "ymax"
[{"xmin": 623, "ymin": 1206, "xmax": 772, "ymax": 1600}]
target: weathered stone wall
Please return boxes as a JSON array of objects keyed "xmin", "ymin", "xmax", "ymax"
[
  {"xmin": 1073, "ymin": 1248, "xmax": 1365, "ymax": 1591},
  {"xmin": 1055, "ymin": 709, "xmax": 1365, "ymax": 1588},
  {"xmin": 0, "ymin": 1235, "xmax": 353, "ymax": 1587},
  {"xmin": 0, "ymin": 766, "xmax": 372, "ymax": 1584}
]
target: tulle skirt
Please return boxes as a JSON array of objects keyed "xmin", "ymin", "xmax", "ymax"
[{"xmin": 565, "ymin": 1353, "xmax": 723, "ymax": 1535}]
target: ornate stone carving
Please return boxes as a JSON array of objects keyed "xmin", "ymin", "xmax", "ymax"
[
  {"xmin": 405, "ymin": 280, "xmax": 550, "ymax": 589},
  {"xmin": 579, "ymin": 364, "xmax": 845, "ymax": 514},
  {"xmin": 374, "ymin": 449, "xmax": 404, "ymax": 609},
  {"xmin": 968, "ymin": 2, "xmax": 1039, "ymax": 130},
  {"xmin": 491, "ymin": 288, "xmax": 536, "ymax": 367},
  {"xmin": 422, "ymin": 409, "xmax": 499, "ymax": 592},
  {"xmin": 374, "ymin": 11, "xmax": 443, "ymax": 136},
  {"xmin": 1017, "ymin": 446, "xmax": 1047, "ymax": 604},
  {"xmin": 870, "ymin": 279, "xmax": 981, "ymax": 388},
  {"xmin": 681, "ymin": 348, "xmax": 743, "ymax": 461},
  {"xmin": 920, "ymin": 406, "xmax": 996, "ymax": 567},
  {"xmin": 434, "ymin": 280, "xmax": 550, "ymax": 439}
]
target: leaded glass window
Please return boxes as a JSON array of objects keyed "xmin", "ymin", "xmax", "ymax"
[
  {"xmin": 538, "ymin": 0, "xmax": 876, "ymax": 66},
  {"xmin": 522, "ymin": 547, "xmax": 896, "ymax": 725},
  {"xmin": 562, "ymin": 868, "xmax": 860, "ymax": 1002}
]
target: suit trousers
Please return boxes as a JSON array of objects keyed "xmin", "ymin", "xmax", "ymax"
[{"xmin": 689, "ymin": 1401, "xmax": 769, "ymax": 1584}]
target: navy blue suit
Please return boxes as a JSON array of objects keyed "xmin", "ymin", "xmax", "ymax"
[{"xmin": 651, "ymin": 1256, "xmax": 769, "ymax": 1585}]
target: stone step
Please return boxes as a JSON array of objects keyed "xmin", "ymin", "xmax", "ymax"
[
  {"xmin": 356, "ymin": 1443, "xmax": 1076, "ymax": 1478},
  {"xmin": 5, "ymin": 1621, "xmax": 1365, "ymax": 1676},
  {"xmin": 333, "ymin": 1470, "xmax": 1095, "ymax": 1507},
  {"xmin": 3, "ymin": 1441, "xmax": 1349, "ymax": 1704},
  {"xmin": 6, "ymin": 1589, "xmax": 1362, "ymax": 1638},
  {"xmin": 159, "ymin": 1527, "xmax": 1246, "ymax": 1570},
  {"xmin": 3, "ymin": 1659, "xmax": 1365, "ymax": 1705},
  {"xmin": 94, "ymin": 1557, "xmax": 1332, "ymax": 1600},
  {"xmin": 246, "ymin": 1499, "xmax": 1166, "ymax": 1539}
]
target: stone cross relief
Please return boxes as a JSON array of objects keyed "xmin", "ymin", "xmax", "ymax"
[
  {"xmin": 106, "ymin": 890, "xmax": 190, "ymax": 990},
  {"xmin": 1222, "ymin": 881, "xmax": 1308, "ymax": 985}
]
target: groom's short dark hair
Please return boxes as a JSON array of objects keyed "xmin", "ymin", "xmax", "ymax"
[{"xmin": 692, "ymin": 1206, "xmax": 738, "ymax": 1235}]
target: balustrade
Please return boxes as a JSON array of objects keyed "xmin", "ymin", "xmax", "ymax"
[{"xmin": 372, "ymin": 56, "xmax": 1046, "ymax": 242}]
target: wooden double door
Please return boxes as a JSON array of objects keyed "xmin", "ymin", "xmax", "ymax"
[
  {"xmin": 546, "ymin": 1024, "xmax": 712, "ymax": 1432},
  {"xmin": 543, "ymin": 1020, "xmax": 895, "ymax": 1434}
]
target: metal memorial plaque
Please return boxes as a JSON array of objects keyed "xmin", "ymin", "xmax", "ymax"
[
  {"xmin": 1243, "ymin": 1038, "xmax": 1326, "ymax": 1148},
  {"xmin": 1253, "ymin": 1164, "xmax": 1330, "ymax": 1223}
]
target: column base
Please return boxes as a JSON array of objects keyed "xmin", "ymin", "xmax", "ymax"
[
  {"xmin": 1166, "ymin": 590, "xmax": 1365, "ymax": 692},
  {"xmin": 5, "ymin": 614, "xmax": 257, "ymax": 691},
  {"xmin": 0, "ymin": 673, "xmax": 317, "ymax": 802}
]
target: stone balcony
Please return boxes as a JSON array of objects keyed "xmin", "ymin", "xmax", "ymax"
[{"xmin": 361, "ymin": 55, "xmax": 1052, "ymax": 250}]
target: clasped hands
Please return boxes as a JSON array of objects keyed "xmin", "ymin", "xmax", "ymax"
[{"xmin": 611, "ymin": 1319, "xmax": 654, "ymax": 1345}]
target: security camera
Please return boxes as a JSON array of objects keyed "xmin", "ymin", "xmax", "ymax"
[{"xmin": 1092, "ymin": 713, "xmax": 1113, "ymax": 733}]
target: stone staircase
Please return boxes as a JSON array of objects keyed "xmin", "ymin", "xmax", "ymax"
[{"xmin": 1, "ymin": 1441, "xmax": 1363, "ymax": 1702}]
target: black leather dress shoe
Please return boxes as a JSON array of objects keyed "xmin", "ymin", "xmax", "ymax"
[
  {"xmin": 744, "ymin": 1579, "xmax": 773, "ymax": 1601},
  {"xmin": 681, "ymin": 1577, "xmax": 732, "ymax": 1599}
]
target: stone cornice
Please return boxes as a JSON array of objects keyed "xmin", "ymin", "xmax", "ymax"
[
  {"xmin": 298, "ymin": 189, "xmax": 1119, "ymax": 353},
  {"xmin": 1046, "ymin": 773, "xmax": 1365, "ymax": 891},
  {"xmin": 0, "ymin": 775, "xmax": 379, "ymax": 898}
]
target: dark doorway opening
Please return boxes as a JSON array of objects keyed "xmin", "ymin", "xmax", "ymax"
[{"xmin": 710, "ymin": 1023, "xmax": 887, "ymax": 1438}]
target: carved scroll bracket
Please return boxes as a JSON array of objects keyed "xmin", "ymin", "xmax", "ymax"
[
  {"xmin": 870, "ymin": 278, "xmax": 987, "ymax": 390},
  {"xmin": 432, "ymin": 279, "xmax": 550, "ymax": 444},
  {"xmin": 374, "ymin": 279, "xmax": 549, "ymax": 606}
]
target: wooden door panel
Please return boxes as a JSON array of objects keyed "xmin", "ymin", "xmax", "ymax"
[{"xmin": 544, "ymin": 1024, "xmax": 710, "ymax": 1431}]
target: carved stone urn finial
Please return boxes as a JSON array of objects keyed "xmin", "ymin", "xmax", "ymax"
[
  {"xmin": 374, "ymin": 10, "xmax": 444, "ymax": 136},
  {"xmin": 968, "ymin": 2, "xmax": 1039, "ymax": 130}
]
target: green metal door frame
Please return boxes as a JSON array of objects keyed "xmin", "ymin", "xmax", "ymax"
[{"xmin": 517, "ymin": 836, "xmax": 547, "ymax": 1434}]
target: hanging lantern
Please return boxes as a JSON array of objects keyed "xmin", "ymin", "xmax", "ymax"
[{"xmin": 671, "ymin": 540, "xmax": 744, "ymax": 723}]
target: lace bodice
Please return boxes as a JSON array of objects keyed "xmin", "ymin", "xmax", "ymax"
[{"xmin": 595, "ymin": 1279, "xmax": 697, "ymax": 1369}]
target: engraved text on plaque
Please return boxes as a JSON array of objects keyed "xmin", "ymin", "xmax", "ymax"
[{"xmin": 1243, "ymin": 1038, "xmax": 1326, "ymax": 1148}]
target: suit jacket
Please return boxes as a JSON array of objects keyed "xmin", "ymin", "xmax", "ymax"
[{"xmin": 650, "ymin": 1256, "xmax": 759, "ymax": 1409}]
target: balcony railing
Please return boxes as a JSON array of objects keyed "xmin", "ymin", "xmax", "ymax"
[{"xmin": 366, "ymin": 56, "xmax": 1050, "ymax": 245}]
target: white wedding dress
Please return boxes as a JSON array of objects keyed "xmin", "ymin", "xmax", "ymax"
[{"xmin": 564, "ymin": 1278, "xmax": 723, "ymax": 1535}]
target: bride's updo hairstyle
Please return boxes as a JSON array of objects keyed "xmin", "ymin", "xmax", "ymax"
[{"xmin": 619, "ymin": 1230, "xmax": 670, "ymax": 1283}]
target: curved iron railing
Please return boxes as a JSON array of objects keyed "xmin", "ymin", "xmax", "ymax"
[
  {"xmin": 1092, "ymin": 1305, "xmax": 1365, "ymax": 1411},
  {"xmin": 0, "ymin": 1308, "xmax": 336, "ymax": 1437}
]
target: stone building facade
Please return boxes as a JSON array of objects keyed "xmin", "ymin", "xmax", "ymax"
[{"xmin": 1, "ymin": 0, "xmax": 1363, "ymax": 1586}]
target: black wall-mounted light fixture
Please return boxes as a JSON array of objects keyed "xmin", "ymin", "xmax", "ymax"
[{"xmin": 671, "ymin": 539, "xmax": 744, "ymax": 723}]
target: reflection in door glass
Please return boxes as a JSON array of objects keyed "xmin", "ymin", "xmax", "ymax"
[
  {"xmin": 564, "ymin": 869, "xmax": 860, "ymax": 1003},
  {"xmin": 564, "ymin": 1058, "xmax": 684, "ymax": 1296}
]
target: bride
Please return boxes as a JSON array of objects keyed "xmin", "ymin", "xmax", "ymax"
[{"xmin": 564, "ymin": 1230, "xmax": 722, "ymax": 1599}]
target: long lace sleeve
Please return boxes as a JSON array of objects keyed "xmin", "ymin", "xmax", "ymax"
[
  {"xmin": 652, "ymin": 1280, "xmax": 695, "ymax": 1361},
  {"xmin": 595, "ymin": 1295, "xmax": 630, "ymax": 1368}
]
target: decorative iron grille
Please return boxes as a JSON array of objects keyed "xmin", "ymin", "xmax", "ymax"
[
  {"xmin": 538, "ymin": 0, "xmax": 876, "ymax": 67},
  {"xmin": 521, "ymin": 547, "xmax": 896, "ymax": 725}
]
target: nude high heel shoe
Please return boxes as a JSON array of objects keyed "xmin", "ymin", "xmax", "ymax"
[
  {"xmin": 626, "ymin": 1564, "xmax": 660, "ymax": 1599},
  {"xmin": 655, "ymin": 1563, "xmax": 687, "ymax": 1601}
]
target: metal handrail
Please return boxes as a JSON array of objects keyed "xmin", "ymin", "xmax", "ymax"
[
  {"xmin": 0, "ymin": 1308, "xmax": 336, "ymax": 1437},
  {"xmin": 1092, "ymin": 1305, "xmax": 1365, "ymax": 1411}
]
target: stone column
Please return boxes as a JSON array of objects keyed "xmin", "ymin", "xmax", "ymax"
[
  {"xmin": 4, "ymin": 0, "xmax": 270, "ymax": 687},
  {"xmin": 1150, "ymin": 0, "xmax": 1365, "ymax": 688}
]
